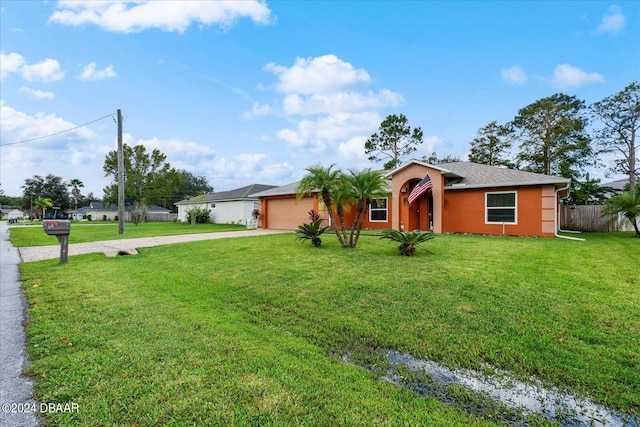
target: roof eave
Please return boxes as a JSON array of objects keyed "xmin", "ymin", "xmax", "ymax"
[
  {"xmin": 383, "ymin": 159, "xmax": 462, "ymax": 179},
  {"xmin": 445, "ymin": 179, "xmax": 571, "ymax": 190}
]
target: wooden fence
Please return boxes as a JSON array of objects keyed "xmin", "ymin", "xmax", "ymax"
[{"xmin": 560, "ymin": 205, "xmax": 618, "ymax": 232}]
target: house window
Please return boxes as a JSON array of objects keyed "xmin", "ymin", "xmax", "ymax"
[
  {"xmin": 486, "ymin": 191, "xmax": 517, "ymax": 224},
  {"xmin": 369, "ymin": 198, "xmax": 388, "ymax": 222},
  {"xmin": 253, "ymin": 201, "xmax": 259, "ymax": 210}
]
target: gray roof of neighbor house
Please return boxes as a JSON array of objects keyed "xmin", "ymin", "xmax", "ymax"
[
  {"xmin": 175, "ymin": 184, "xmax": 277, "ymax": 205},
  {"xmin": 599, "ymin": 178, "xmax": 629, "ymax": 191},
  {"xmin": 386, "ymin": 160, "xmax": 570, "ymax": 189},
  {"xmin": 77, "ymin": 201, "xmax": 170, "ymax": 213},
  {"xmin": 249, "ymin": 181, "xmax": 302, "ymax": 198}
]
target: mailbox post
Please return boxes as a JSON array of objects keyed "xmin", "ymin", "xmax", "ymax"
[{"xmin": 43, "ymin": 220, "xmax": 71, "ymax": 264}]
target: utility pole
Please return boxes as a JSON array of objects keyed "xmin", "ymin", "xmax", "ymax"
[{"xmin": 117, "ymin": 109, "xmax": 125, "ymax": 234}]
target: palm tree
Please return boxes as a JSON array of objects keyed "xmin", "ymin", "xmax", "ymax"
[
  {"xmin": 601, "ymin": 187, "xmax": 640, "ymax": 237},
  {"xmin": 347, "ymin": 169, "xmax": 389, "ymax": 247},
  {"xmin": 297, "ymin": 164, "xmax": 350, "ymax": 247},
  {"xmin": 33, "ymin": 197, "xmax": 53, "ymax": 219},
  {"xmin": 69, "ymin": 178, "xmax": 84, "ymax": 213}
]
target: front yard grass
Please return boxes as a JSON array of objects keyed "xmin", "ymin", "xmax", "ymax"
[
  {"xmin": 8, "ymin": 221, "xmax": 247, "ymax": 247},
  {"xmin": 20, "ymin": 232, "xmax": 639, "ymax": 425}
]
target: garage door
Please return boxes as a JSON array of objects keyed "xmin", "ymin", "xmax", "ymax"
[{"xmin": 266, "ymin": 198, "xmax": 315, "ymax": 230}]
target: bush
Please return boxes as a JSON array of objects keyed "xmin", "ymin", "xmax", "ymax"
[
  {"xmin": 186, "ymin": 207, "xmax": 210, "ymax": 224},
  {"xmin": 296, "ymin": 219, "xmax": 330, "ymax": 247},
  {"xmin": 296, "ymin": 210, "xmax": 329, "ymax": 247},
  {"xmin": 380, "ymin": 230, "xmax": 435, "ymax": 256}
]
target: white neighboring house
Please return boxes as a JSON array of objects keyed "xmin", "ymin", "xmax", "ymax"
[
  {"xmin": 2, "ymin": 208, "xmax": 27, "ymax": 221},
  {"xmin": 600, "ymin": 178, "xmax": 635, "ymax": 232},
  {"xmin": 74, "ymin": 201, "xmax": 171, "ymax": 221},
  {"xmin": 175, "ymin": 184, "xmax": 276, "ymax": 225}
]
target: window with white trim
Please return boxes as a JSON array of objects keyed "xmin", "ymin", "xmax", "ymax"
[
  {"xmin": 485, "ymin": 192, "xmax": 517, "ymax": 224},
  {"xmin": 369, "ymin": 198, "xmax": 388, "ymax": 222}
]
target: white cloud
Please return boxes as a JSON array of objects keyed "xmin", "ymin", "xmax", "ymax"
[
  {"xmin": 131, "ymin": 135, "xmax": 217, "ymax": 171},
  {"xmin": 78, "ymin": 62, "xmax": 117, "ymax": 81},
  {"xmin": 337, "ymin": 136, "xmax": 368, "ymax": 162},
  {"xmin": 598, "ymin": 5, "xmax": 625, "ymax": 34},
  {"xmin": 265, "ymin": 54, "xmax": 371, "ymax": 95},
  {"xmin": 21, "ymin": 58, "xmax": 64, "ymax": 82},
  {"xmin": 18, "ymin": 86, "xmax": 55, "ymax": 100},
  {"xmin": 0, "ymin": 101, "xmax": 95, "ymax": 142},
  {"xmin": 283, "ymin": 89, "xmax": 403, "ymax": 116},
  {"xmin": 0, "ymin": 102, "xmax": 107, "ymax": 196},
  {"xmin": 277, "ymin": 111, "xmax": 382, "ymax": 151},
  {"xmin": 548, "ymin": 64, "xmax": 604, "ymax": 88},
  {"xmin": 261, "ymin": 54, "xmax": 405, "ymax": 158},
  {"xmin": 0, "ymin": 52, "xmax": 25, "ymax": 80},
  {"xmin": 49, "ymin": 0, "xmax": 273, "ymax": 34},
  {"xmin": 243, "ymin": 101, "xmax": 272, "ymax": 119},
  {"xmin": 501, "ymin": 65, "xmax": 527, "ymax": 85}
]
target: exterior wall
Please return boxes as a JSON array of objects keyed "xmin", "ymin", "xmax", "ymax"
[
  {"xmin": 177, "ymin": 202, "xmax": 208, "ymax": 222},
  {"xmin": 442, "ymin": 186, "xmax": 554, "ymax": 237},
  {"xmin": 212, "ymin": 200, "xmax": 257, "ymax": 225},
  {"xmin": 390, "ymin": 165, "xmax": 444, "ymax": 233},
  {"xmin": 178, "ymin": 201, "xmax": 257, "ymax": 224},
  {"xmin": 339, "ymin": 197, "xmax": 392, "ymax": 230}
]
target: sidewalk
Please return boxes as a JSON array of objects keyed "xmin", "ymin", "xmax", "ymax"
[
  {"xmin": 0, "ymin": 222, "xmax": 39, "ymax": 427},
  {"xmin": 18, "ymin": 228, "xmax": 290, "ymax": 262}
]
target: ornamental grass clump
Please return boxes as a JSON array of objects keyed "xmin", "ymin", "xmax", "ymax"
[
  {"xmin": 380, "ymin": 229, "xmax": 435, "ymax": 256},
  {"xmin": 295, "ymin": 210, "xmax": 330, "ymax": 247}
]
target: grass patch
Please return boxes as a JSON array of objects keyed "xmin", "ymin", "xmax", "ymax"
[
  {"xmin": 8, "ymin": 221, "xmax": 247, "ymax": 247},
  {"xmin": 20, "ymin": 232, "xmax": 639, "ymax": 425}
]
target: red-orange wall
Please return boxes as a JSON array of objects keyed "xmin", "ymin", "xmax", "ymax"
[
  {"xmin": 442, "ymin": 186, "xmax": 552, "ymax": 237},
  {"xmin": 339, "ymin": 200, "xmax": 392, "ymax": 230}
]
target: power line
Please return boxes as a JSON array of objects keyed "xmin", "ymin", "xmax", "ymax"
[{"xmin": 0, "ymin": 113, "xmax": 115, "ymax": 147}]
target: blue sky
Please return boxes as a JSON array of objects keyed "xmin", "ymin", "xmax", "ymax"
[{"xmin": 1, "ymin": 1, "xmax": 638, "ymax": 198}]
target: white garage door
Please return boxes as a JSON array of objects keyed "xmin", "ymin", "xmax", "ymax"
[{"xmin": 266, "ymin": 198, "xmax": 315, "ymax": 230}]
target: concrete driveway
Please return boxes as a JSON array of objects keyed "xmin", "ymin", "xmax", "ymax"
[{"xmin": 18, "ymin": 228, "xmax": 289, "ymax": 262}]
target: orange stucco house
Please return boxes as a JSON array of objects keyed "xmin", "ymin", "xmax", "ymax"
[{"xmin": 251, "ymin": 160, "xmax": 571, "ymax": 238}]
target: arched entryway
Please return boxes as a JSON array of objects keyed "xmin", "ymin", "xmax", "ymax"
[{"xmin": 399, "ymin": 178, "xmax": 433, "ymax": 231}]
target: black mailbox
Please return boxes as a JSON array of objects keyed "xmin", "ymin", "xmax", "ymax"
[
  {"xmin": 43, "ymin": 220, "xmax": 71, "ymax": 236},
  {"xmin": 43, "ymin": 220, "xmax": 70, "ymax": 263}
]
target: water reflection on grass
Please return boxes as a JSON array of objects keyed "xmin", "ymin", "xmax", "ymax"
[{"xmin": 341, "ymin": 350, "xmax": 639, "ymax": 426}]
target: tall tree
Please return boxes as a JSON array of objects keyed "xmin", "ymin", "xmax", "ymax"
[
  {"xmin": 512, "ymin": 94, "xmax": 593, "ymax": 180},
  {"xmin": 103, "ymin": 144, "xmax": 181, "ymax": 209},
  {"xmin": 21, "ymin": 174, "xmax": 71, "ymax": 211},
  {"xmin": 68, "ymin": 178, "xmax": 84, "ymax": 212},
  {"xmin": 591, "ymin": 82, "xmax": 639, "ymax": 191},
  {"xmin": 365, "ymin": 114, "xmax": 424, "ymax": 170},
  {"xmin": 468, "ymin": 121, "xmax": 514, "ymax": 167},
  {"xmin": 173, "ymin": 169, "xmax": 214, "ymax": 204},
  {"xmin": 566, "ymin": 173, "xmax": 608, "ymax": 205}
]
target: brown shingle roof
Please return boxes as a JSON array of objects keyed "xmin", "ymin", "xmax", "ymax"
[{"xmin": 439, "ymin": 162, "xmax": 569, "ymax": 189}]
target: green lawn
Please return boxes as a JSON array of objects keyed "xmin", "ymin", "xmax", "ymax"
[
  {"xmin": 8, "ymin": 221, "xmax": 248, "ymax": 247},
  {"xmin": 19, "ymin": 232, "xmax": 639, "ymax": 426}
]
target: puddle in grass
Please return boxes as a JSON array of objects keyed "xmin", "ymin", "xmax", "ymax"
[{"xmin": 341, "ymin": 350, "xmax": 639, "ymax": 427}]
